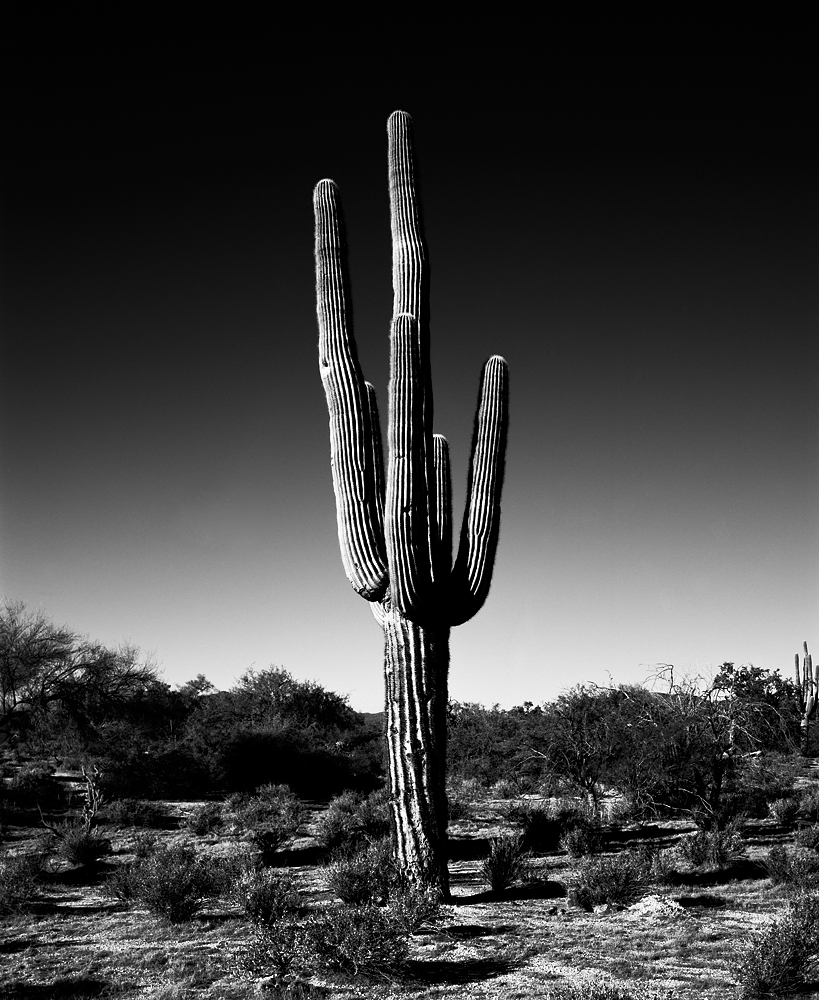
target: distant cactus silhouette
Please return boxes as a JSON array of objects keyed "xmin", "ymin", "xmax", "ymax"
[
  {"xmin": 314, "ymin": 112, "xmax": 509, "ymax": 895},
  {"xmin": 795, "ymin": 641, "xmax": 818, "ymax": 755}
]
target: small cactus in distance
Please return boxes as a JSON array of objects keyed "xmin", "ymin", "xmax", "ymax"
[
  {"xmin": 795, "ymin": 641, "xmax": 818, "ymax": 755},
  {"xmin": 314, "ymin": 112, "xmax": 509, "ymax": 896}
]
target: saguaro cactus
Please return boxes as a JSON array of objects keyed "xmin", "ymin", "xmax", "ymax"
[
  {"xmin": 313, "ymin": 112, "xmax": 509, "ymax": 896},
  {"xmin": 795, "ymin": 641, "xmax": 818, "ymax": 755}
]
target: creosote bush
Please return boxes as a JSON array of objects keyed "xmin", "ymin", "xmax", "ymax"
[
  {"xmin": 106, "ymin": 842, "xmax": 218, "ymax": 922},
  {"xmin": 799, "ymin": 787, "xmax": 819, "ymax": 823},
  {"xmin": 325, "ymin": 837, "xmax": 395, "ymax": 906},
  {"xmin": 186, "ymin": 802, "xmax": 223, "ymax": 836},
  {"xmin": 233, "ymin": 867, "xmax": 303, "ymax": 927},
  {"xmin": 769, "ymin": 796, "xmax": 800, "ymax": 827},
  {"xmin": 304, "ymin": 905, "xmax": 410, "ymax": 977},
  {"xmin": 795, "ymin": 824, "xmax": 819, "ymax": 851},
  {"xmin": 674, "ymin": 820, "xmax": 745, "ymax": 870},
  {"xmin": 480, "ymin": 832, "xmax": 532, "ymax": 895},
  {"xmin": 737, "ymin": 891, "xmax": 819, "ymax": 998},
  {"xmin": 50, "ymin": 821, "xmax": 111, "ymax": 865},
  {"xmin": 766, "ymin": 845, "xmax": 819, "ymax": 888},
  {"xmin": 314, "ymin": 788, "xmax": 390, "ymax": 854},
  {"xmin": 0, "ymin": 851, "xmax": 45, "ymax": 914},
  {"xmin": 103, "ymin": 798, "xmax": 166, "ymax": 828},
  {"xmin": 572, "ymin": 852, "xmax": 649, "ymax": 910},
  {"xmin": 561, "ymin": 825, "xmax": 603, "ymax": 858}
]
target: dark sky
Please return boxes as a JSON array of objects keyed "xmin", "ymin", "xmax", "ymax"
[{"xmin": 2, "ymin": 17, "xmax": 816, "ymax": 710}]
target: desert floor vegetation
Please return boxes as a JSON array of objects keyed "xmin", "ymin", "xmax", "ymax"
[{"xmin": 4, "ymin": 768, "xmax": 819, "ymax": 999}]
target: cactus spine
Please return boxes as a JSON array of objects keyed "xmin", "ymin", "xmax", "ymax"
[
  {"xmin": 795, "ymin": 641, "xmax": 818, "ymax": 755},
  {"xmin": 314, "ymin": 112, "xmax": 509, "ymax": 895}
]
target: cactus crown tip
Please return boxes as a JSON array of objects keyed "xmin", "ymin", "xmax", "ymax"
[
  {"xmin": 388, "ymin": 109, "xmax": 411, "ymax": 124},
  {"xmin": 314, "ymin": 178, "xmax": 337, "ymax": 194}
]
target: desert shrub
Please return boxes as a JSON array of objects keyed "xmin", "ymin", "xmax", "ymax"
[
  {"xmin": 235, "ymin": 921, "xmax": 310, "ymax": 992},
  {"xmin": 315, "ymin": 788, "xmax": 389, "ymax": 854},
  {"xmin": 0, "ymin": 851, "xmax": 44, "ymax": 914},
  {"xmin": 103, "ymin": 798, "xmax": 166, "ymax": 828},
  {"xmin": 131, "ymin": 831, "xmax": 159, "ymax": 859},
  {"xmin": 572, "ymin": 852, "xmax": 648, "ymax": 909},
  {"xmin": 303, "ymin": 905, "xmax": 409, "ymax": 977},
  {"xmin": 8, "ymin": 764, "xmax": 63, "ymax": 810},
  {"xmin": 766, "ymin": 845, "xmax": 819, "ymax": 888},
  {"xmin": 224, "ymin": 783, "xmax": 304, "ymax": 861},
  {"xmin": 233, "ymin": 867, "xmax": 303, "ymax": 927},
  {"xmin": 124, "ymin": 842, "xmax": 218, "ymax": 922},
  {"xmin": 325, "ymin": 838, "xmax": 396, "ymax": 905},
  {"xmin": 50, "ymin": 821, "xmax": 111, "ymax": 865},
  {"xmin": 795, "ymin": 824, "xmax": 819, "ymax": 851},
  {"xmin": 186, "ymin": 802, "xmax": 223, "ymax": 836},
  {"xmin": 489, "ymin": 777, "xmax": 520, "ymax": 799},
  {"xmin": 480, "ymin": 832, "xmax": 532, "ymax": 895},
  {"xmin": 674, "ymin": 820, "xmax": 745, "ymax": 869},
  {"xmin": 561, "ymin": 825, "xmax": 603, "ymax": 858},
  {"xmin": 799, "ymin": 787, "xmax": 819, "ymax": 823},
  {"xmin": 506, "ymin": 802, "xmax": 563, "ymax": 853},
  {"xmin": 103, "ymin": 861, "xmax": 139, "ymax": 904},
  {"xmin": 769, "ymin": 797, "xmax": 801, "ymax": 828},
  {"xmin": 388, "ymin": 882, "xmax": 450, "ymax": 934},
  {"xmin": 736, "ymin": 891, "xmax": 819, "ymax": 998}
]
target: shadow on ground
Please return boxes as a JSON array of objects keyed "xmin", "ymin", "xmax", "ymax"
[
  {"xmin": 666, "ymin": 860, "xmax": 769, "ymax": 886},
  {"xmin": 1, "ymin": 979, "xmax": 110, "ymax": 999},
  {"xmin": 452, "ymin": 879, "xmax": 566, "ymax": 904},
  {"xmin": 405, "ymin": 956, "xmax": 517, "ymax": 985},
  {"xmin": 674, "ymin": 893, "xmax": 728, "ymax": 908},
  {"xmin": 442, "ymin": 923, "xmax": 519, "ymax": 939}
]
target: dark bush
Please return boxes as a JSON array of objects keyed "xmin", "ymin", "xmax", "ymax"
[
  {"xmin": 186, "ymin": 802, "xmax": 223, "ymax": 836},
  {"xmin": 505, "ymin": 802, "xmax": 564, "ymax": 853},
  {"xmin": 315, "ymin": 788, "xmax": 389, "ymax": 854},
  {"xmin": 325, "ymin": 839, "xmax": 396, "ymax": 906},
  {"xmin": 561, "ymin": 825, "xmax": 603, "ymax": 858},
  {"xmin": 766, "ymin": 845, "xmax": 819, "ymax": 888},
  {"xmin": 0, "ymin": 851, "xmax": 45, "ymax": 914},
  {"xmin": 7, "ymin": 765, "xmax": 64, "ymax": 811},
  {"xmin": 737, "ymin": 891, "xmax": 819, "ymax": 998},
  {"xmin": 674, "ymin": 821, "xmax": 745, "ymax": 869},
  {"xmin": 480, "ymin": 833, "xmax": 532, "ymax": 895},
  {"xmin": 303, "ymin": 905, "xmax": 409, "ymax": 977},
  {"xmin": 795, "ymin": 825, "xmax": 819, "ymax": 851},
  {"xmin": 50, "ymin": 821, "xmax": 111, "ymax": 865},
  {"xmin": 388, "ymin": 882, "xmax": 450, "ymax": 934},
  {"xmin": 799, "ymin": 788, "xmax": 819, "ymax": 823},
  {"xmin": 233, "ymin": 867, "xmax": 303, "ymax": 927},
  {"xmin": 120, "ymin": 842, "xmax": 218, "ymax": 922},
  {"xmin": 103, "ymin": 798, "xmax": 166, "ymax": 828},
  {"xmin": 769, "ymin": 797, "xmax": 801, "ymax": 828},
  {"xmin": 573, "ymin": 853, "xmax": 648, "ymax": 909}
]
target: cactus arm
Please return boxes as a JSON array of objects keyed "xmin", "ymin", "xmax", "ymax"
[
  {"xmin": 796, "ymin": 652, "xmax": 803, "ymax": 709},
  {"xmin": 385, "ymin": 314, "xmax": 435, "ymax": 618},
  {"xmin": 314, "ymin": 179, "xmax": 389, "ymax": 601},
  {"xmin": 432, "ymin": 434, "xmax": 452, "ymax": 576},
  {"xmin": 449, "ymin": 356, "xmax": 509, "ymax": 626}
]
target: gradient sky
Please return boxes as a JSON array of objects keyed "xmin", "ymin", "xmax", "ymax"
[{"xmin": 2, "ymin": 19, "xmax": 816, "ymax": 712}]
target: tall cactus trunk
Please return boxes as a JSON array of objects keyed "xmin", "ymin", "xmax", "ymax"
[
  {"xmin": 314, "ymin": 112, "xmax": 509, "ymax": 899},
  {"xmin": 383, "ymin": 606, "xmax": 450, "ymax": 895}
]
